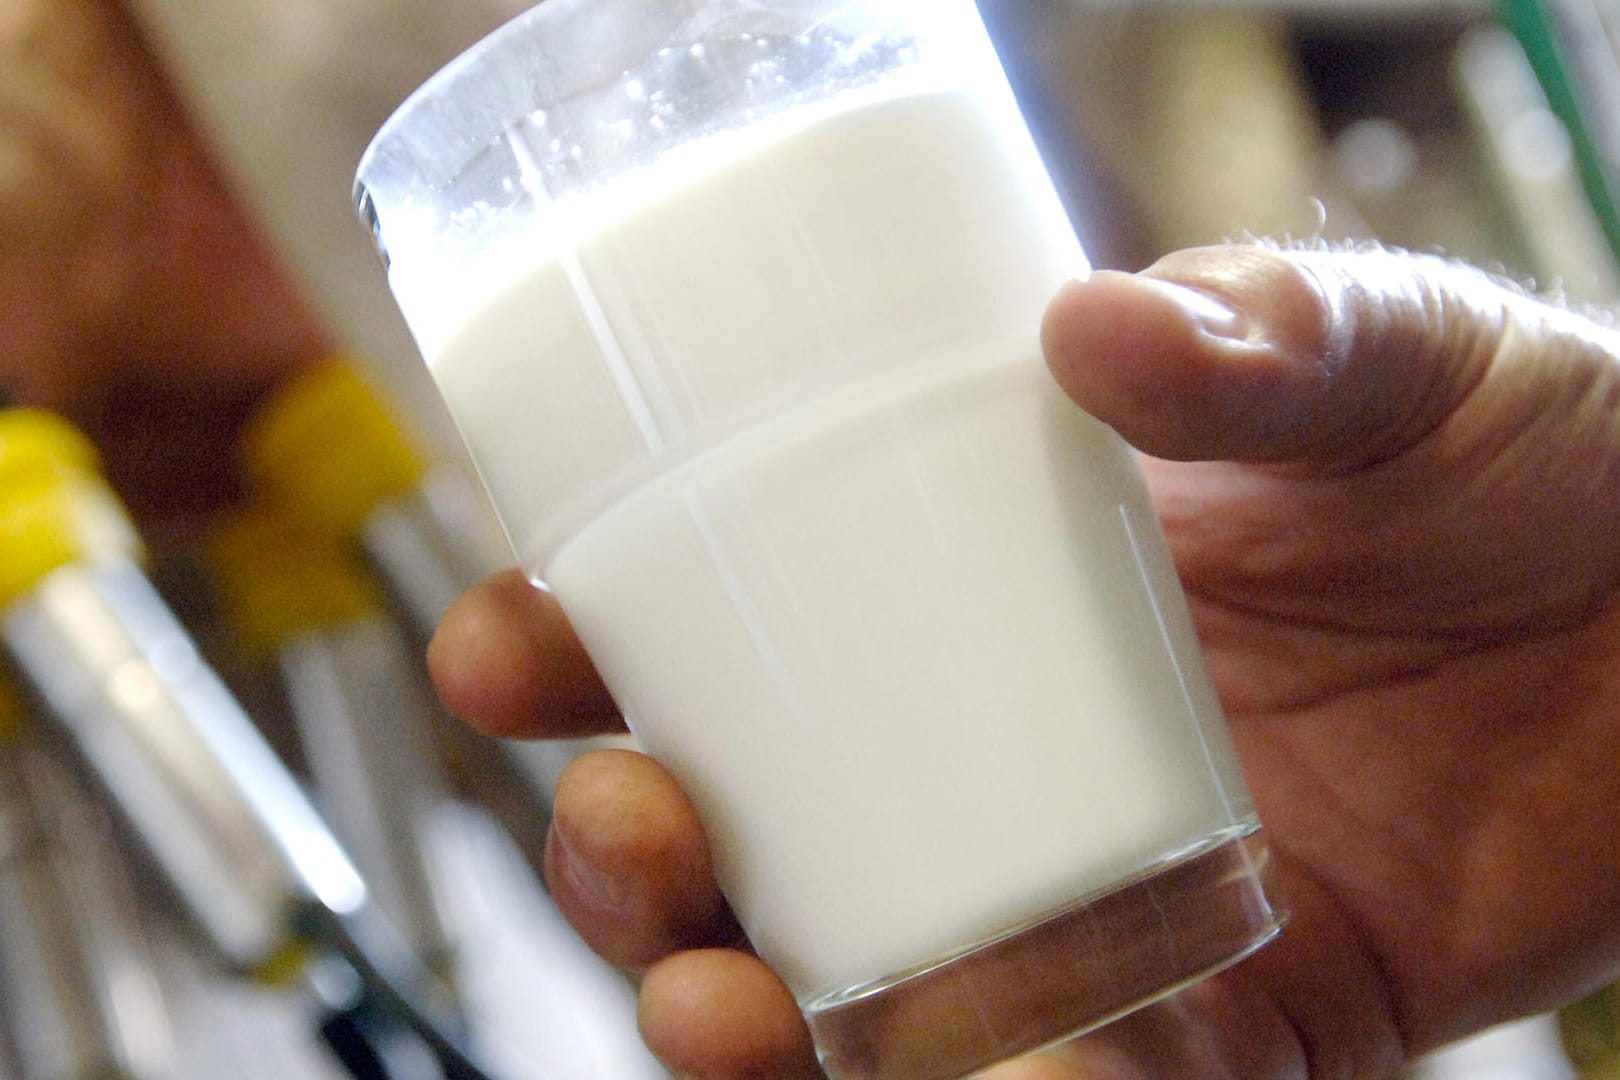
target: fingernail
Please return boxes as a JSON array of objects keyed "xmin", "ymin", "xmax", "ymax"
[
  {"xmin": 1153, "ymin": 278, "xmax": 1250, "ymax": 341},
  {"xmin": 550, "ymin": 823, "xmax": 632, "ymax": 909}
]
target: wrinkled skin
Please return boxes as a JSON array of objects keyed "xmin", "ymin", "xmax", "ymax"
[
  {"xmin": 431, "ymin": 243, "xmax": 1620, "ymax": 1079},
  {"xmin": 1, "ymin": 0, "xmax": 326, "ymax": 537}
]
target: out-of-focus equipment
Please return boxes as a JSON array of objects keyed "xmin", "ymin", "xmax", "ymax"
[
  {"xmin": 1455, "ymin": 10, "xmax": 1620, "ymax": 302},
  {"xmin": 205, "ymin": 499, "xmax": 458, "ymax": 985},
  {"xmin": 0, "ymin": 680, "xmax": 175, "ymax": 1080},
  {"xmin": 1562, "ymin": 983, "xmax": 1620, "ymax": 1078},
  {"xmin": 1497, "ymin": 0, "xmax": 1620, "ymax": 266},
  {"xmin": 239, "ymin": 360, "xmax": 490, "ymax": 646},
  {"xmin": 0, "ymin": 406, "xmax": 500, "ymax": 1080},
  {"xmin": 239, "ymin": 359, "xmax": 625, "ymax": 832}
]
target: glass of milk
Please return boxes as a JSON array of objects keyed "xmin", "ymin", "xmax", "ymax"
[{"xmin": 355, "ymin": 2, "xmax": 1285, "ymax": 1077}]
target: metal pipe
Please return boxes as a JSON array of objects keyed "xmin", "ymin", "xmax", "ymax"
[
  {"xmin": 0, "ymin": 705, "xmax": 174, "ymax": 1080},
  {"xmin": 0, "ymin": 407, "xmax": 498, "ymax": 1080}
]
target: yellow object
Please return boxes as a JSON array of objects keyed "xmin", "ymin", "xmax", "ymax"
[
  {"xmin": 205, "ymin": 500, "xmax": 381, "ymax": 659},
  {"xmin": 0, "ymin": 409, "xmax": 143, "ymax": 610},
  {"xmin": 1562, "ymin": 982, "xmax": 1620, "ymax": 1078},
  {"xmin": 241, "ymin": 359, "xmax": 427, "ymax": 538},
  {"xmin": 249, "ymin": 935, "xmax": 319, "ymax": 991}
]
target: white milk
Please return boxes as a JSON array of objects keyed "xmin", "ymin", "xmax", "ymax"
[{"xmin": 423, "ymin": 86, "xmax": 1256, "ymax": 1003}]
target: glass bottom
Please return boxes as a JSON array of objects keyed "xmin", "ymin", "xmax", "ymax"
[{"xmin": 803, "ymin": 829, "xmax": 1285, "ymax": 1080}]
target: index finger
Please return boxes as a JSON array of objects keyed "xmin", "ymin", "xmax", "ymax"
[{"xmin": 428, "ymin": 567, "xmax": 625, "ymax": 739}]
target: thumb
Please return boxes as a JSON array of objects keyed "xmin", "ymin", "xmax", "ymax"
[{"xmin": 1041, "ymin": 243, "xmax": 1561, "ymax": 470}]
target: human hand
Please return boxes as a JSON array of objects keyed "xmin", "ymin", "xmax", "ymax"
[
  {"xmin": 429, "ymin": 243, "xmax": 1620, "ymax": 1078},
  {"xmin": 1, "ymin": 0, "xmax": 328, "ymax": 536}
]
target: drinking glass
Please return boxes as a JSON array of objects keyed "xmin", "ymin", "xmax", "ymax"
[{"xmin": 355, "ymin": 2, "xmax": 1285, "ymax": 1077}]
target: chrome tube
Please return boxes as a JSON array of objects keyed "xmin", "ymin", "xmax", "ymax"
[
  {"xmin": 1, "ymin": 555, "xmax": 367, "ymax": 973},
  {"xmin": 359, "ymin": 468, "xmax": 504, "ymax": 644},
  {"xmin": 277, "ymin": 613, "xmax": 454, "ymax": 976},
  {"xmin": 0, "ymin": 726, "xmax": 173, "ymax": 1080}
]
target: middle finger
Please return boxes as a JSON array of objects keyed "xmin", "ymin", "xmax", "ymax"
[{"xmin": 545, "ymin": 747, "xmax": 742, "ymax": 970}]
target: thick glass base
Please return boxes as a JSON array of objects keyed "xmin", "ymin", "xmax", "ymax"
[{"xmin": 804, "ymin": 830, "xmax": 1284, "ymax": 1080}]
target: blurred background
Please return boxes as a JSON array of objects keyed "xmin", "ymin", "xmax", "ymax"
[{"xmin": 2, "ymin": 0, "xmax": 1619, "ymax": 1077}]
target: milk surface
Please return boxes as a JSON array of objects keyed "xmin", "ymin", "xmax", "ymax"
[{"xmin": 423, "ymin": 86, "xmax": 1255, "ymax": 1001}]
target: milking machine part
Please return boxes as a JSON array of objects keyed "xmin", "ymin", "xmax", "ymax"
[{"xmin": 0, "ymin": 405, "xmax": 502, "ymax": 1080}]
